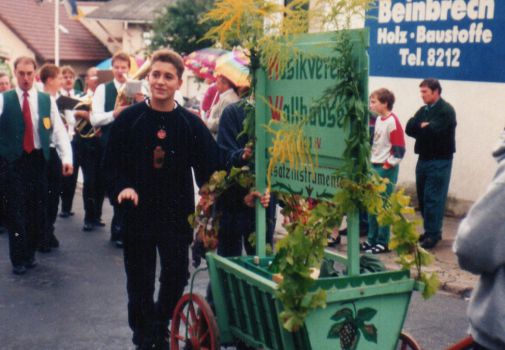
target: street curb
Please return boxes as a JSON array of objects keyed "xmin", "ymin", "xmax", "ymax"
[
  {"xmin": 441, "ymin": 281, "xmax": 474, "ymax": 298},
  {"xmin": 383, "ymin": 261, "xmax": 475, "ymax": 298}
]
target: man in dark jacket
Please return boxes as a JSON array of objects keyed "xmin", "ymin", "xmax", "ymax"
[
  {"xmin": 406, "ymin": 78, "xmax": 456, "ymax": 249},
  {"xmin": 216, "ymin": 102, "xmax": 275, "ymax": 256},
  {"xmin": 103, "ymin": 49, "xmax": 222, "ymax": 350}
]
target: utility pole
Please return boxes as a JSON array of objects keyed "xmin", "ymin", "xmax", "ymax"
[{"xmin": 55, "ymin": 0, "xmax": 60, "ymax": 65}]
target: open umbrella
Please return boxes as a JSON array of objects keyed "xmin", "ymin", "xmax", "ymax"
[
  {"xmin": 184, "ymin": 48, "xmax": 228, "ymax": 81},
  {"xmin": 215, "ymin": 49, "xmax": 251, "ymax": 88}
]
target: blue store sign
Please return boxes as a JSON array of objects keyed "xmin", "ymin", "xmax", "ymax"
[{"xmin": 366, "ymin": 0, "xmax": 505, "ymax": 83}]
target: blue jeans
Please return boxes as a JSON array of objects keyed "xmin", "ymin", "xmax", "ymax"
[
  {"xmin": 416, "ymin": 159, "xmax": 452, "ymax": 240},
  {"xmin": 368, "ymin": 164, "xmax": 399, "ymax": 246}
]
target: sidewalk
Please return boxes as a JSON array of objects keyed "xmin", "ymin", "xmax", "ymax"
[{"xmin": 330, "ymin": 215, "xmax": 478, "ymax": 297}]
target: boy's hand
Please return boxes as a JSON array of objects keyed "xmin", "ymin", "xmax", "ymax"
[
  {"xmin": 118, "ymin": 188, "xmax": 139, "ymax": 206},
  {"xmin": 244, "ymin": 188, "xmax": 270, "ymax": 208},
  {"xmin": 241, "ymin": 144, "xmax": 253, "ymax": 161}
]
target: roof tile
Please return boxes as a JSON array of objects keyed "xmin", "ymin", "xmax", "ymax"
[{"xmin": 0, "ymin": 0, "xmax": 110, "ymax": 61}]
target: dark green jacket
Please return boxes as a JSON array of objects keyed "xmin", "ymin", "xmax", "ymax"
[
  {"xmin": 405, "ymin": 98, "xmax": 456, "ymax": 160},
  {"xmin": 0, "ymin": 90, "xmax": 52, "ymax": 161}
]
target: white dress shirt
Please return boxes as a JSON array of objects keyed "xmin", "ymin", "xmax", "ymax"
[
  {"xmin": 91, "ymin": 79, "xmax": 123, "ymax": 127},
  {"xmin": 53, "ymin": 91, "xmax": 77, "ymax": 140},
  {"xmin": 59, "ymin": 88, "xmax": 81, "ymax": 98},
  {"xmin": 0, "ymin": 87, "xmax": 72, "ymax": 165}
]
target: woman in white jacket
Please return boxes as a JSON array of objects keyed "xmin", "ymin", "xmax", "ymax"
[{"xmin": 206, "ymin": 75, "xmax": 239, "ymax": 138}]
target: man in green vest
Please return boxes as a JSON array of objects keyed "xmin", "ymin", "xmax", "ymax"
[
  {"xmin": 0, "ymin": 56, "xmax": 73, "ymax": 275},
  {"xmin": 90, "ymin": 51, "xmax": 143, "ymax": 246}
]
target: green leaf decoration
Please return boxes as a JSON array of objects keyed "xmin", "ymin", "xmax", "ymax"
[
  {"xmin": 421, "ymin": 272, "xmax": 440, "ymax": 299},
  {"xmin": 327, "ymin": 322, "xmax": 345, "ymax": 338},
  {"xmin": 361, "ymin": 324, "xmax": 378, "ymax": 343},
  {"xmin": 330, "ymin": 307, "xmax": 353, "ymax": 322},
  {"xmin": 418, "ymin": 246, "xmax": 436, "ymax": 266},
  {"xmin": 356, "ymin": 307, "xmax": 377, "ymax": 322}
]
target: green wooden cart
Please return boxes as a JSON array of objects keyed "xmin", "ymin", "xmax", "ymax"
[{"xmin": 170, "ymin": 30, "xmax": 422, "ymax": 350}]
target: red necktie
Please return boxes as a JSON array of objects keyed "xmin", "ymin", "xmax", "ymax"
[{"xmin": 22, "ymin": 91, "xmax": 35, "ymax": 153}]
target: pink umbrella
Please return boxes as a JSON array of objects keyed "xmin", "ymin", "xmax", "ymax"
[{"xmin": 184, "ymin": 48, "xmax": 228, "ymax": 81}]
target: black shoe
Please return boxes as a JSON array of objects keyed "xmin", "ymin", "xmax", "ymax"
[
  {"xmin": 12, "ymin": 265, "xmax": 27, "ymax": 275},
  {"xmin": 419, "ymin": 233, "xmax": 427, "ymax": 243},
  {"xmin": 93, "ymin": 220, "xmax": 106, "ymax": 227},
  {"xmin": 82, "ymin": 222, "xmax": 95, "ymax": 232},
  {"xmin": 338, "ymin": 228, "xmax": 347, "ymax": 236},
  {"xmin": 49, "ymin": 233, "xmax": 60, "ymax": 248},
  {"xmin": 59, "ymin": 211, "xmax": 74, "ymax": 218},
  {"xmin": 421, "ymin": 237, "xmax": 440, "ymax": 249},
  {"xmin": 365, "ymin": 243, "xmax": 389, "ymax": 254},
  {"xmin": 360, "ymin": 241, "xmax": 373, "ymax": 251},
  {"xmin": 25, "ymin": 258, "xmax": 38, "ymax": 269},
  {"xmin": 327, "ymin": 235, "xmax": 341, "ymax": 247}
]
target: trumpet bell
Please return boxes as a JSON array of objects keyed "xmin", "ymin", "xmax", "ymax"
[{"xmin": 75, "ymin": 119, "xmax": 100, "ymax": 139}]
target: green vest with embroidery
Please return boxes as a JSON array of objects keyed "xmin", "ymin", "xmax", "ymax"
[
  {"xmin": 99, "ymin": 81, "xmax": 118, "ymax": 147},
  {"xmin": 0, "ymin": 90, "xmax": 52, "ymax": 161}
]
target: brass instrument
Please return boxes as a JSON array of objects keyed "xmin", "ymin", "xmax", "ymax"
[
  {"xmin": 74, "ymin": 94, "xmax": 99, "ymax": 139},
  {"xmin": 114, "ymin": 59, "xmax": 151, "ymax": 110}
]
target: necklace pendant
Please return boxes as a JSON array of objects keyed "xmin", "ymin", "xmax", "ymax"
[{"xmin": 157, "ymin": 129, "xmax": 166, "ymax": 140}]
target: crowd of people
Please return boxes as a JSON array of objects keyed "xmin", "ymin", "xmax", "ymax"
[
  {"xmin": 0, "ymin": 49, "xmax": 271, "ymax": 349},
  {"xmin": 0, "ymin": 53, "xmax": 135, "ymax": 267},
  {"xmin": 10, "ymin": 47, "xmax": 505, "ymax": 350}
]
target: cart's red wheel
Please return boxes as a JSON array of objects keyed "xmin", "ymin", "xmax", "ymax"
[
  {"xmin": 170, "ymin": 293, "xmax": 220, "ymax": 350},
  {"xmin": 446, "ymin": 335, "xmax": 476, "ymax": 350},
  {"xmin": 397, "ymin": 332, "xmax": 422, "ymax": 350}
]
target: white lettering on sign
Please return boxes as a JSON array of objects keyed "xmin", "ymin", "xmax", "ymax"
[
  {"xmin": 398, "ymin": 47, "xmax": 461, "ymax": 67},
  {"xmin": 373, "ymin": 0, "xmax": 497, "ymax": 75},
  {"xmin": 379, "ymin": 0, "xmax": 495, "ymax": 23},
  {"xmin": 416, "ymin": 23, "xmax": 493, "ymax": 44},
  {"xmin": 377, "ymin": 26, "xmax": 408, "ymax": 44}
]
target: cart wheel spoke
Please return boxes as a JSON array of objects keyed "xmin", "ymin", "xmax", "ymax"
[
  {"xmin": 198, "ymin": 329, "xmax": 210, "ymax": 344},
  {"xmin": 171, "ymin": 293, "xmax": 220, "ymax": 350},
  {"xmin": 174, "ymin": 334, "xmax": 186, "ymax": 341},
  {"xmin": 179, "ymin": 311, "xmax": 188, "ymax": 326},
  {"xmin": 188, "ymin": 301, "xmax": 198, "ymax": 324}
]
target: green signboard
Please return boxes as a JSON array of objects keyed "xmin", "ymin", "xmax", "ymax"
[{"xmin": 255, "ymin": 30, "xmax": 370, "ymax": 199}]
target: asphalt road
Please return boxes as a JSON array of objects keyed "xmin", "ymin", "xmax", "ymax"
[{"xmin": 0, "ymin": 194, "xmax": 470, "ymax": 350}]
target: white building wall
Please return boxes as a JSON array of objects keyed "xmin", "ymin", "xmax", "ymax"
[
  {"xmin": 0, "ymin": 20, "xmax": 36, "ymax": 66},
  {"xmin": 370, "ymin": 77, "xmax": 504, "ymax": 207},
  {"xmin": 307, "ymin": 0, "xmax": 504, "ymax": 208}
]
